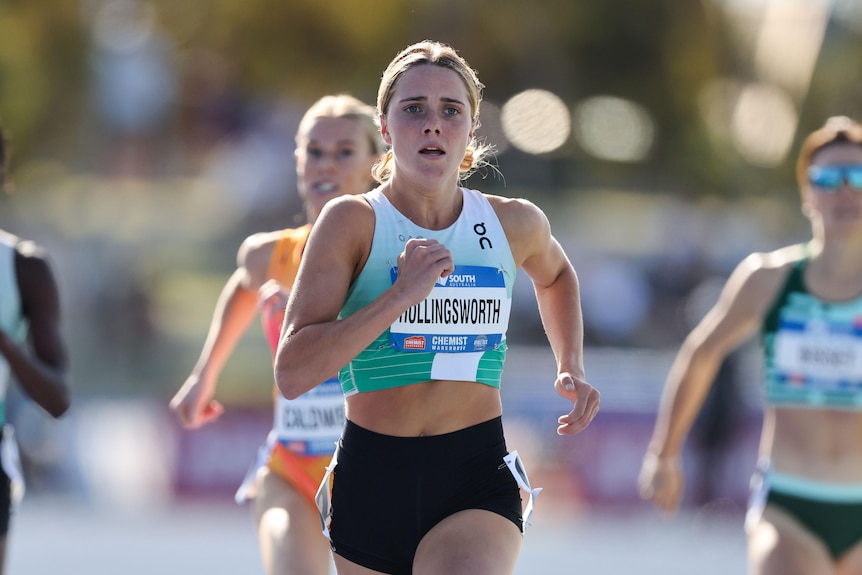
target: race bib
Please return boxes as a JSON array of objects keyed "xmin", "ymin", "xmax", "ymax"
[
  {"xmin": 273, "ymin": 377, "xmax": 344, "ymax": 455},
  {"xmin": 774, "ymin": 321, "xmax": 862, "ymax": 382},
  {"xmin": 389, "ymin": 265, "xmax": 510, "ymax": 353}
]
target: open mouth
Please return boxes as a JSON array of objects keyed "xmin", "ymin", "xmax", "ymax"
[
  {"xmin": 311, "ymin": 182, "xmax": 338, "ymax": 194},
  {"xmin": 420, "ymin": 146, "xmax": 445, "ymax": 156}
]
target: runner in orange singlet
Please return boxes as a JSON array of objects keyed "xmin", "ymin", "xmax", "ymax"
[{"xmin": 170, "ymin": 94, "xmax": 383, "ymax": 575}]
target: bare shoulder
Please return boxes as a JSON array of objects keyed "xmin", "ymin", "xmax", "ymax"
[
  {"xmin": 2, "ymin": 232, "xmax": 54, "ymax": 278},
  {"xmin": 289, "ymin": 195, "xmax": 375, "ymax": 310},
  {"xmin": 759, "ymin": 243, "xmax": 808, "ymax": 268},
  {"xmin": 237, "ymin": 229, "xmax": 285, "ymax": 284},
  {"xmin": 724, "ymin": 243, "xmax": 805, "ymax": 314},
  {"xmin": 736, "ymin": 244, "xmax": 805, "ymax": 283},
  {"xmin": 320, "ymin": 193, "xmax": 374, "ymax": 222},
  {"xmin": 12, "ymin": 240, "xmax": 60, "ymax": 313},
  {"xmin": 313, "ymin": 193, "xmax": 375, "ymax": 243},
  {"xmin": 14, "ymin": 238, "xmax": 50, "ymax": 262},
  {"xmin": 485, "ymin": 194, "xmax": 547, "ymax": 228},
  {"xmin": 305, "ymin": 194, "xmax": 375, "ymax": 274},
  {"xmin": 15, "ymin": 240, "xmax": 54, "ymax": 282},
  {"xmin": 485, "ymin": 194, "xmax": 567, "ymax": 279},
  {"xmin": 238, "ymin": 229, "xmax": 284, "ymax": 261},
  {"xmin": 484, "ymin": 194, "xmax": 551, "ymax": 257}
]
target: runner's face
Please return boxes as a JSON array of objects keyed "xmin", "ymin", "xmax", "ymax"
[
  {"xmin": 805, "ymin": 143, "xmax": 862, "ymax": 233},
  {"xmin": 296, "ymin": 116, "xmax": 377, "ymax": 221},
  {"xmin": 379, "ymin": 65, "xmax": 474, "ymax": 185}
]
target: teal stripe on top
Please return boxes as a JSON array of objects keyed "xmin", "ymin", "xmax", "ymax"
[
  {"xmin": 339, "ymin": 188, "xmax": 516, "ymax": 396},
  {"xmin": 0, "ymin": 233, "xmax": 30, "ymax": 426},
  {"xmin": 761, "ymin": 255, "xmax": 862, "ymax": 409}
]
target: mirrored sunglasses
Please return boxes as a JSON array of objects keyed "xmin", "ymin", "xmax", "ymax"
[{"xmin": 808, "ymin": 164, "xmax": 862, "ymax": 193}]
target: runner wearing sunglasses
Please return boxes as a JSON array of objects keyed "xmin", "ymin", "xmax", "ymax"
[
  {"xmin": 639, "ymin": 115, "xmax": 862, "ymax": 575},
  {"xmin": 808, "ymin": 164, "xmax": 862, "ymax": 193}
]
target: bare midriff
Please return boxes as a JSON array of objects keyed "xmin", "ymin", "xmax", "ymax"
[
  {"xmin": 766, "ymin": 406, "xmax": 862, "ymax": 482},
  {"xmin": 344, "ymin": 380, "xmax": 503, "ymax": 437}
]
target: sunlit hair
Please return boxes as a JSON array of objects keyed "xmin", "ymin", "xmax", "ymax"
[
  {"xmin": 373, "ymin": 40, "xmax": 492, "ymax": 184},
  {"xmin": 796, "ymin": 115, "xmax": 862, "ymax": 194},
  {"xmin": 296, "ymin": 94, "xmax": 385, "ymax": 157}
]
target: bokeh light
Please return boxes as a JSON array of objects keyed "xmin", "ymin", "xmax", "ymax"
[
  {"xmin": 753, "ymin": 0, "xmax": 830, "ymax": 98},
  {"xmin": 500, "ymin": 89, "xmax": 571, "ymax": 154},
  {"xmin": 573, "ymin": 96, "xmax": 655, "ymax": 163},
  {"xmin": 730, "ymin": 82, "xmax": 797, "ymax": 167}
]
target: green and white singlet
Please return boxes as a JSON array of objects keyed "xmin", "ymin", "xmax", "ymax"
[
  {"xmin": 0, "ymin": 233, "xmax": 28, "ymax": 427},
  {"xmin": 762, "ymin": 257, "xmax": 862, "ymax": 408},
  {"xmin": 338, "ymin": 188, "xmax": 516, "ymax": 396}
]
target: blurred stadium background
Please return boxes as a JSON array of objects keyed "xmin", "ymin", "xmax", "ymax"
[{"xmin": 2, "ymin": 0, "xmax": 861, "ymax": 572}]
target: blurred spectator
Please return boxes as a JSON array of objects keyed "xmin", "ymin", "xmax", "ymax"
[
  {"xmin": 579, "ymin": 256, "xmax": 652, "ymax": 346},
  {"xmin": 175, "ymin": 49, "xmax": 247, "ymax": 170},
  {"xmin": 89, "ymin": 0, "xmax": 177, "ymax": 177}
]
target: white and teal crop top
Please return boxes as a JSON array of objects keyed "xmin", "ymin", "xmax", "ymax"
[
  {"xmin": 762, "ymin": 257, "xmax": 862, "ymax": 408},
  {"xmin": 0, "ymin": 233, "xmax": 29, "ymax": 426},
  {"xmin": 338, "ymin": 188, "xmax": 516, "ymax": 396}
]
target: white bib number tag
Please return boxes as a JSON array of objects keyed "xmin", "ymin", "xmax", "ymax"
[
  {"xmin": 389, "ymin": 265, "xmax": 510, "ymax": 353},
  {"xmin": 774, "ymin": 330, "xmax": 862, "ymax": 381},
  {"xmin": 273, "ymin": 377, "xmax": 344, "ymax": 455}
]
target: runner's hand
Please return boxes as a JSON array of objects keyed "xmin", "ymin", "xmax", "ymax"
[
  {"xmin": 170, "ymin": 373, "xmax": 224, "ymax": 429},
  {"xmin": 393, "ymin": 238, "xmax": 454, "ymax": 306},
  {"xmin": 638, "ymin": 453, "xmax": 684, "ymax": 514},
  {"xmin": 554, "ymin": 373, "xmax": 599, "ymax": 436}
]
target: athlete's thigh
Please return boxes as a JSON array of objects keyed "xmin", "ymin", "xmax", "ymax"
[
  {"xmin": 837, "ymin": 541, "xmax": 862, "ymax": 575},
  {"xmin": 332, "ymin": 554, "xmax": 389, "ymax": 575},
  {"xmin": 253, "ymin": 466, "xmax": 331, "ymax": 575},
  {"xmin": 749, "ymin": 506, "xmax": 835, "ymax": 575},
  {"xmin": 413, "ymin": 509, "xmax": 522, "ymax": 575}
]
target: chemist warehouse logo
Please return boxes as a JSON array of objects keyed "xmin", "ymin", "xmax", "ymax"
[{"xmin": 404, "ymin": 336, "xmax": 427, "ymax": 350}]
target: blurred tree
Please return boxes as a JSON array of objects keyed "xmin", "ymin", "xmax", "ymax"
[
  {"xmin": 0, "ymin": 2, "xmax": 86, "ymax": 161},
  {"xmin": 2, "ymin": 0, "xmax": 861, "ymax": 199}
]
